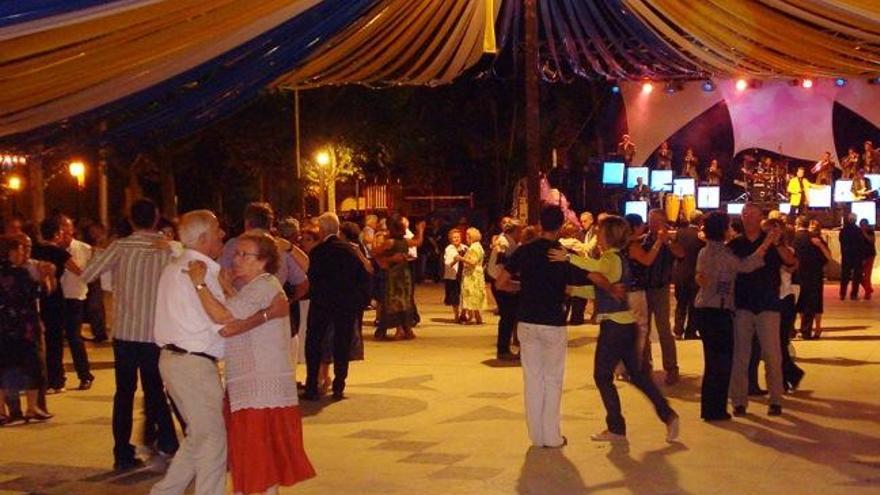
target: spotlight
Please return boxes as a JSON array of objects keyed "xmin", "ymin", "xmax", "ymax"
[
  {"xmin": 641, "ymin": 81, "xmax": 654, "ymax": 94},
  {"xmin": 835, "ymin": 78, "xmax": 847, "ymax": 87},
  {"xmin": 735, "ymin": 79, "xmax": 748, "ymax": 92},
  {"xmin": 702, "ymin": 80, "xmax": 715, "ymax": 92},
  {"xmin": 802, "ymin": 79, "xmax": 813, "ymax": 89},
  {"xmin": 664, "ymin": 81, "xmax": 683, "ymax": 94},
  {"xmin": 611, "ymin": 84, "xmax": 621, "ymax": 94}
]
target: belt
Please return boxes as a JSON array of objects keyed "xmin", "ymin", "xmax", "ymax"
[{"xmin": 162, "ymin": 344, "xmax": 217, "ymax": 363}]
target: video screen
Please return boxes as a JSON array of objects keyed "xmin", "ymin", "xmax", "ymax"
[
  {"xmin": 602, "ymin": 162, "xmax": 625, "ymax": 185},
  {"xmin": 851, "ymin": 201, "xmax": 877, "ymax": 226},
  {"xmin": 807, "ymin": 185, "xmax": 832, "ymax": 208},
  {"xmin": 727, "ymin": 202, "xmax": 745, "ymax": 216},
  {"xmin": 779, "ymin": 202, "xmax": 791, "ymax": 215},
  {"xmin": 650, "ymin": 170, "xmax": 673, "ymax": 192},
  {"xmin": 697, "ymin": 186, "xmax": 720, "ymax": 209},
  {"xmin": 624, "ymin": 201, "xmax": 648, "ymax": 222},
  {"xmin": 626, "ymin": 167, "xmax": 650, "ymax": 189},
  {"xmin": 834, "ymin": 180, "xmax": 855, "ymax": 203},
  {"xmin": 673, "ymin": 178, "xmax": 696, "ymax": 197}
]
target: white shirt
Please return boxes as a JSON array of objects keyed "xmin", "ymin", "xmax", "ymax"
[
  {"xmin": 444, "ymin": 243, "xmax": 465, "ymax": 280},
  {"xmin": 61, "ymin": 239, "xmax": 92, "ymax": 300},
  {"xmin": 153, "ymin": 249, "xmax": 225, "ymax": 359},
  {"xmin": 405, "ymin": 228, "xmax": 417, "ymax": 259}
]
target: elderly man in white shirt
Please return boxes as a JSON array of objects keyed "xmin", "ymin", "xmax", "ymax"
[
  {"xmin": 60, "ymin": 215, "xmax": 95, "ymax": 390},
  {"xmin": 150, "ymin": 210, "xmax": 287, "ymax": 495}
]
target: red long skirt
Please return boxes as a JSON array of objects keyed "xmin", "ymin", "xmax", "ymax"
[{"xmin": 226, "ymin": 405, "xmax": 316, "ymax": 494}]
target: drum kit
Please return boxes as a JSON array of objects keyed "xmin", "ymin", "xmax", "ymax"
[{"xmin": 734, "ymin": 157, "xmax": 789, "ymax": 203}]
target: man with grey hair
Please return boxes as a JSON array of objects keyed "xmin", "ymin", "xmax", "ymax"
[
  {"xmin": 151, "ymin": 210, "xmax": 288, "ymax": 495},
  {"xmin": 302, "ymin": 212, "xmax": 371, "ymax": 401}
]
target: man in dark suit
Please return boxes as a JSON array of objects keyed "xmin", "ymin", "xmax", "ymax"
[
  {"xmin": 839, "ymin": 213, "xmax": 866, "ymax": 300},
  {"xmin": 302, "ymin": 212, "xmax": 371, "ymax": 401}
]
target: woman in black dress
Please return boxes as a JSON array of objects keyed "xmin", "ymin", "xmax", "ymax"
[
  {"xmin": 795, "ymin": 218, "xmax": 832, "ymax": 339},
  {"xmin": 0, "ymin": 236, "xmax": 53, "ymax": 424}
]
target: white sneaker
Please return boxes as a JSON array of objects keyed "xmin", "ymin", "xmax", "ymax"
[
  {"xmin": 665, "ymin": 414, "xmax": 680, "ymax": 443},
  {"xmin": 590, "ymin": 430, "xmax": 627, "ymax": 442}
]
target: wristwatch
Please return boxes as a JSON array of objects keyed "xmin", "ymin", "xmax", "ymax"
[{"xmin": 195, "ymin": 283, "xmax": 208, "ymax": 291}]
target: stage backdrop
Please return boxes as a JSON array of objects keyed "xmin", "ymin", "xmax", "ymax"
[{"xmin": 622, "ymin": 79, "xmax": 880, "ymax": 167}]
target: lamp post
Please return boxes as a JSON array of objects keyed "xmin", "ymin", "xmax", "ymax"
[
  {"xmin": 315, "ymin": 149, "xmax": 337, "ymax": 213},
  {"xmin": 6, "ymin": 174, "xmax": 22, "ymax": 214},
  {"xmin": 69, "ymin": 160, "xmax": 86, "ymax": 217}
]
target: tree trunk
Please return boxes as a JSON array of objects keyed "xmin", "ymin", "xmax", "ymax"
[{"xmin": 524, "ymin": 0, "xmax": 541, "ymax": 224}]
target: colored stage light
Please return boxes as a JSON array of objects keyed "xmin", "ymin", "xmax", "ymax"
[
  {"xmin": 702, "ymin": 80, "xmax": 715, "ymax": 92},
  {"xmin": 835, "ymin": 78, "xmax": 847, "ymax": 87},
  {"xmin": 611, "ymin": 84, "xmax": 620, "ymax": 94},
  {"xmin": 735, "ymin": 79, "xmax": 748, "ymax": 92},
  {"xmin": 802, "ymin": 79, "xmax": 813, "ymax": 89},
  {"xmin": 641, "ymin": 81, "xmax": 654, "ymax": 94}
]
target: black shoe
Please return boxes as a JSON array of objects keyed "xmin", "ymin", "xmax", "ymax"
[
  {"xmin": 331, "ymin": 390, "xmax": 345, "ymax": 401},
  {"xmin": 497, "ymin": 351, "xmax": 520, "ymax": 361},
  {"xmin": 788, "ymin": 370, "xmax": 805, "ymax": 392},
  {"xmin": 748, "ymin": 387, "xmax": 768, "ymax": 397},
  {"xmin": 78, "ymin": 379, "xmax": 93, "ymax": 391},
  {"xmin": 703, "ymin": 413, "xmax": 732, "ymax": 422},
  {"xmin": 768, "ymin": 404, "xmax": 783, "ymax": 416},
  {"xmin": 683, "ymin": 333, "xmax": 700, "ymax": 340},
  {"xmin": 733, "ymin": 406, "xmax": 747, "ymax": 417},
  {"xmin": 300, "ymin": 390, "xmax": 321, "ymax": 401},
  {"xmin": 113, "ymin": 458, "xmax": 145, "ymax": 471}
]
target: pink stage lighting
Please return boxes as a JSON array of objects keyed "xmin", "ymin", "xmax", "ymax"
[
  {"xmin": 641, "ymin": 81, "xmax": 654, "ymax": 94},
  {"xmin": 802, "ymin": 79, "xmax": 813, "ymax": 89},
  {"xmin": 735, "ymin": 79, "xmax": 748, "ymax": 92}
]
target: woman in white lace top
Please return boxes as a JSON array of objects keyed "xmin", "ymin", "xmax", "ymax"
[{"xmin": 187, "ymin": 232, "xmax": 314, "ymax": 494}]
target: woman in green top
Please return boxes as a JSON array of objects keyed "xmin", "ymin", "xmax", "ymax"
[
  {"xmin": 458, "ymin": 227, "xmax": 487, "ymax": 324},
  {"xmin": 373, "ymin": 215, "xmax": 425, "ymax": 340}
]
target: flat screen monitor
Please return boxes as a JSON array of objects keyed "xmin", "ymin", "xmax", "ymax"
[
  {"xmin": 650, "ymin": 170, "xmax": 674, "ymax": 192},
  {"xmin": 697, "ymin": 186, "xmax": 720, "ymax": 209},
  {"xmin": 624, "ymin": 201, "xmax": 648, "ymax": 222},
  {"xmin": 673, "ymin": 177, "xmax": 696, "ymax": 197},
  {"xmin": 779, "ymin": 202, "xmax": 791, "ymax": 215},
  {"xmin": 851, "ymin": 201, "xmax": 877, "ymax": 226},
  {"xmin": 602, "ymin": 162, "xmax": 625, "ymax": 185},
  {"xmin": 807, "ymin": 185, "xmax": 832, "ymax": 208},
  {"xmin": 626, "ymin": 167, "xmax": 650, "ymax": 189},
  {"xmin": 834, "ymin": 180, "xmax": 855, "ymax": 203},
  {"xmin": 866, "ymin": 174, "xmax": 880, "ymax": 189},
  {"xmin": 726, "ymin": 202, "xmax": 746, "ymax": 215}
]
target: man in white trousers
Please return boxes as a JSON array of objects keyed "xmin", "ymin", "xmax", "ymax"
[
  {"xmin": 496, "ymin": 206, "xmax": 615, "ymax": 447},
  {"xmin": 150, "ymin": 210, "xmax": 287, "ymax": 495}
]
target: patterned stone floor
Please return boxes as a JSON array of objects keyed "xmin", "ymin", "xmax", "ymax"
[{"xmin": 1, "ymin": 284, "xmax": 879, "ymax": 494}]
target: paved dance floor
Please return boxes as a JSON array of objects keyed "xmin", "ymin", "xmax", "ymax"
[{"xmin": 1, "ymin": 284, "xmax": 878, "ymax": 494}]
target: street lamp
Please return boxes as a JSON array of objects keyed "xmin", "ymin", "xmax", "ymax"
[
  {"xmin": 315, "ymin": 151, "xmax": 331, "ymax": 167},
  {"xmin": 69, "ymin": 160, "xmax": 86, "ymax": 188},
  {"xmin": 314, "ymin": 148, "xmax": 336, "ymax": 213},
  {"xmin": 6, "ymin": 174, "xmax": 22, "ymax": 214}
]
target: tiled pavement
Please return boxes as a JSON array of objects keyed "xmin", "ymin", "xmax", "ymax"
[{"xmin": 1, "ymin": 284, "xmax": 879, "ymax": 494}]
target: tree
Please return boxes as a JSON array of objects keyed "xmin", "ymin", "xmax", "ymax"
[{"xmin": 303, "ymin": 143, "xmax": 364, "ymax": 213}]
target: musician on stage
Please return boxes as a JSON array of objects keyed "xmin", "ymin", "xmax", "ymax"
[
  {"xmin": 682, "ymin": 148, "xmax": 699, "ymax": 179},
  {"xmin": 864, "ymin": 141, "xmax": 880, "ymax": 173},
  {"xmin": 617, "ymin": 134, "xmax": 637, "ymax": 166},
  {"xmin": 787, "ymin": 166, "xmax": 819, "ymax": 216},
  {"xmin": 631, "ymin": 176, "xmax": 652, "ymax": 203},
  {"xmin": 851, "ymin": 168, "xmax": 875, "ymax": 201},
  {"xmin": 656, "ymin": 141, "xmax": 673, "ymax": 170},
  {"xmin": 839, "ymin": 147, "xmax": 860, "ymax": 179},
  {"xmin": 812, "ymin": 151, "xmax": 835, "ymax": 185},
  {"xmin": 706, "ymin": 159, "xmax": 722, "ymax": 186}
]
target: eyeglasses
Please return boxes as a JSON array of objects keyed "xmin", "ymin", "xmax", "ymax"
[{"xmin": 233, "ymin": 250, "xmax": 260, "ymax": 259}]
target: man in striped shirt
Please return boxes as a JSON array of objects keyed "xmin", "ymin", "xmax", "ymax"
[{"xmin": 82, "ymin": 199, "xmax": 179, "ymax": 470}]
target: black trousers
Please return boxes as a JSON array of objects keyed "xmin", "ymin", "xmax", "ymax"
[
  {"xmin": 494, "ymin": 289, "xmax": 519, "ymax": 355},
  {"xmin": 112, "ymin": 340, "xmax": 178, "ymax": 462},
  {"xmin": 779, "ymin": 296, "xmax": 804, "ymax": 385},
  {"xmin": 567, "ymin": 297, "xmax": 587, "ymax": 325},
  {"xmin": 840, "ymin": 257, "xmax": 863, "ymax": 299},
  {"xmin": 44, "ymin": 300, "xmax": 92, "ymax": 388},
  {"xmin": 306, "ymin": 305, "xmax": 356, "ymax": 394},
  {"xmin": 85, "ymin": 282, "xmax": 108, "ymax": 340},
  {"xmin": 674, "ymin": 280, "xmax": 698, "ymax": 337},
  {"xmin": 594, "ymin": 320, "xmax": 674, "ymax": 435},
  {"xmin": 695, "ymin": 308, "xmax": 733, "ymax": 419}
]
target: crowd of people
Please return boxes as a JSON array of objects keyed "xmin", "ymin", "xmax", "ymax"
[{"xmin": 0, "ymin": 188, "xmax": 875, "ymax": 489}]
